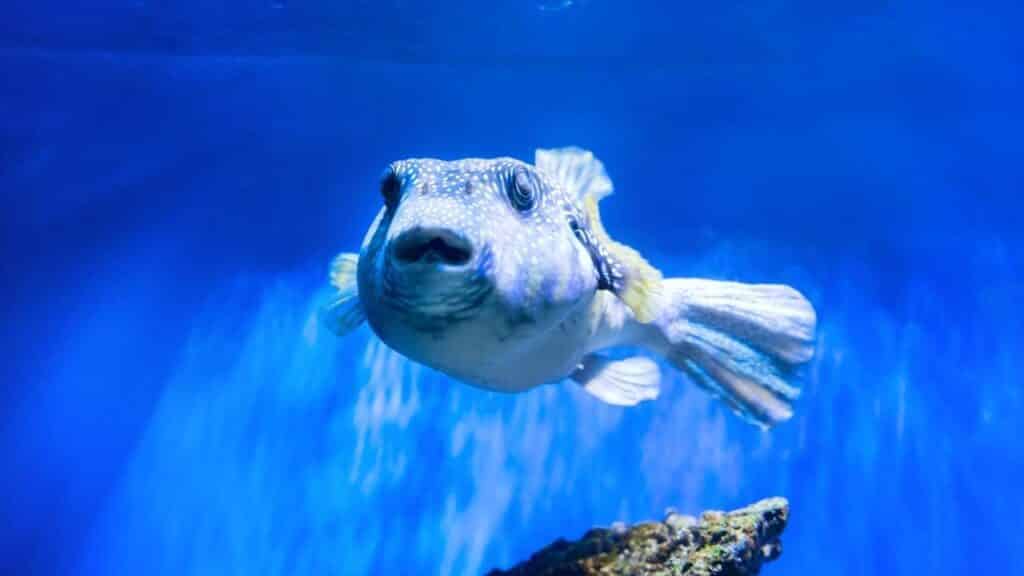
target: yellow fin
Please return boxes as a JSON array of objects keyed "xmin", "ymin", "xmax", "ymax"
[
  {"xmin": 583, "ymin": 196, "xmax": 664, "ymax": 323},
  {"xmin": 322, "ymin": 252, "xmax": 365, "ymax": 336},
  {"xmin": 330, "ymin": 252, "xmax": 359, "ymax": 292}
]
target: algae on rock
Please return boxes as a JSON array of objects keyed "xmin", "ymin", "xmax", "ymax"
[{"xmin": 488, "ymin": 497, "xmax": 789, "ymax": 576}]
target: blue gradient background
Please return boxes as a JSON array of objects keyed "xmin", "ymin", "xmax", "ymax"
[{"xmin": 2, "ymin": 2, "xmax": 1021, "ymax": 574}]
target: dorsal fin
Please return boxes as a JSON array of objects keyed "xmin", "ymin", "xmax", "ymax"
[
  {"xmin": 536, "ymin": 147, "xmax": 664, "ymax": 324},
  {"xmin": 535, "ymin": 147, "xmax": 613, "ymax": 203}
]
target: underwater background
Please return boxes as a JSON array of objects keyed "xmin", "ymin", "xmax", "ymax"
[{"xmin": 3, "ymin": 1, "xmax": 1022, "ymax": 574}]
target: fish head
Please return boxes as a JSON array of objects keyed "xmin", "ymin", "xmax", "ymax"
[{"xmin": 357, "ymin": 157, "xmax": 598, "ymax": 352}]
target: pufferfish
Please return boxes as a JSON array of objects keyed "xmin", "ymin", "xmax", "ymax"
[{"xmin": 323, "ymin": 147, "xmax": 817, "ymax": 428}]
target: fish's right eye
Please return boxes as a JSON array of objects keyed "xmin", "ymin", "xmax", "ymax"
[
  {"xmin": 381, "ymin": 168, "xmax": 401, "ymax": 208},
  {"xmin": 510, "ymin": 166, "xmax": 537, "ymax": 213}
]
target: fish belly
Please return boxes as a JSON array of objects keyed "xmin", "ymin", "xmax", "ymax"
[{"xmin": 392, "ymin": 298, "xmax": 596, "ymax": 393}]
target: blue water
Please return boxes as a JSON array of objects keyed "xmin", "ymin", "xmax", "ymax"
[{"xmin": 3, "ymin": 2, "xmax": 1021, "ymax": 574}]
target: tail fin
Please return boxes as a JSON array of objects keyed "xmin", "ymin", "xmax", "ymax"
[{"xmin": 655, "ymin": 278, "xmax": 817, "ymax": 428}]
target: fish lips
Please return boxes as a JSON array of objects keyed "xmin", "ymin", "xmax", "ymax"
[
  {"xmin": 380, "ymin": 240, "xmax": 495, "ymax": 329},
  {"xmin": 389, "ymin": 227, "xmax": 475, "ymax": 270}
]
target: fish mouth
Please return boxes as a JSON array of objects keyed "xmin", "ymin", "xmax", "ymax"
[
  {"xmin": 380, "ymin": 238, "xmax": 494, "ymax": 333},
  {"xmin": 391, "ymin": 227, "xmax": 474, "ymax": 268}
]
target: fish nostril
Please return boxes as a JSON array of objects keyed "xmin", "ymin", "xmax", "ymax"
[{"xmin": 393, "ymin": 231, "xmax": 473, "ymax": 266}]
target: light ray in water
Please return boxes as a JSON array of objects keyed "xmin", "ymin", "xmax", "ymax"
[
  {"xmin": 81, "ymin": 241, "xmax": 1019, "ymax": 575},
  {"xmin": 82, "ymin": 273, "xmax": 749, "ymax": 575}
]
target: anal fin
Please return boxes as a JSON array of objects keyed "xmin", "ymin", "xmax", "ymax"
[{"xmin": 571, "ymin": 354, "xmax": 661, "ymax": 406}]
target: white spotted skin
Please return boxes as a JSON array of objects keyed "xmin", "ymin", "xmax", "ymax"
[{"xmin": 356, "ymin": 157, "xmax": 622, "ymax": 392}]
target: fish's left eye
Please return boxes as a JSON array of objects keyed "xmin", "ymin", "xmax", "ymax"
[
  {"xmin": 381, "ymin": 167, "xmax": 401, "ymax": 208},
  {"xmin": 510, "ymin": 167, "xmax": 537, "ymax": 213}
]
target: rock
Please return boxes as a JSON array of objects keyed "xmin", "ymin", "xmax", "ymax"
[
  {"xmin": 609, "ymin": 521, "xmax": 628, "ymax": 536},
  {"xmin": 665, "ymin": 512, "xmax": 699, "ymax": 532},
  {"xmin": 487, "ymin": 497, "xmax": 789, "ymax": 576}
]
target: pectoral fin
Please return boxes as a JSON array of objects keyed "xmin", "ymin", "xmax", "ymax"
[
  {"xmin": 321, "ymin": 252, "xmax": 366, "ymax": 336},
  {"xmin": 571, "ymin": 354, "xmax": 661, "ymax": 406},
  {"xmin": 581, "ymin": 195, "xmax": 664, "ymax": 323}
]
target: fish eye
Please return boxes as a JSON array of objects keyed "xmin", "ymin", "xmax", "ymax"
[
  {"xmin": 381, "ymin": 167, "xmax": 401, "ymax": 208},
  {"xmin": 510, "ymin": 167, "xmax": 537, "ymax": 213}
]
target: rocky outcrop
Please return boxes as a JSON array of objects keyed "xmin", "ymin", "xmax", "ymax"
[{"xmin": 488, "ymin": 498, "xmax": 789, "ymax": 576}]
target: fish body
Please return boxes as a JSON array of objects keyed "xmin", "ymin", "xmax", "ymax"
[{"xmin": 325, "ymin": 148, "xmax": 817, "ymax": 427}]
